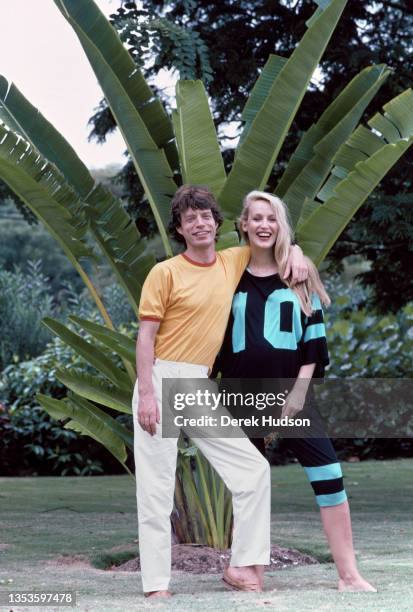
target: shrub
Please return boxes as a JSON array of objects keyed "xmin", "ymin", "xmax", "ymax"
[
  {"xmin": 0, "ymin": 403, "xmax": 105, "ymax": 476},
  {"xmin": 0, "ymin": 217, "xmax": 85, "ymax": 296},
  {"xmin": 0, "ymin": 261, "xmax": 56, "ymax": 370},
  {"xmin": 59, "ymin": 280, "xmax": 136, "ymax": 329},
  {"xmin": 323, "ymin": 278, "xmax": 413, "ymax": 378},
  {"xmin": 0, "ymin": 333, "xmax": 134, "ymax": 476},
  {"xmin": 0, "ymin": 251, "xmax": 138, "ymax": 476}
]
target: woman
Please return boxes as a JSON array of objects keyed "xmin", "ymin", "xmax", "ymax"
[{"xmin": 213, "ymin": 190, "xmax": 376, "ymax": 592}]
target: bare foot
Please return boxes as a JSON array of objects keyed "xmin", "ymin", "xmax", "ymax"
[
  {"xmin": 254, "ymin": 565, "xmax": 265, "ymax": 590},
  {"xmin": 338, "ymin": 576, "xmax": 377, "ymax": 592},
  {"xmin": 144, "ymin": 590, "xmax": 172, "ymax": 599},
  {"xmin": 223, "ymin": 566, "xmax": 262, "ymax": 592}
]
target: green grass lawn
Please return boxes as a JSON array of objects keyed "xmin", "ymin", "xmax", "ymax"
[{"xmin": 1, "ymin": 459, "xmax": 412, "ymax": 611}]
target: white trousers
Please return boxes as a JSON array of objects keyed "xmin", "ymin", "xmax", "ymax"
[{"xmin": 132, "ymin": 358, "xmax": 271, "ymax": 593}]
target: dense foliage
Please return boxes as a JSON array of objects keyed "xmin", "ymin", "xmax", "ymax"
[
  {"xmin": 324, "ymin": 278, "xmax": 413, "ymax": 378},
  {"xmin": 86, "ymin": 0, "xmax": 413, "ymax": 312},
  {"xmin": 2, "ymin": 1, "xmax": 411, "ymax": 309},
  {"xmin": 0, "ymin": 213, "xmax": 85, "ymax": 297},
  {"xmin": 0, "ymin": 332, "xmax": 134, "ymax": 476},
  {"xmin": 0, "ymin": 0, "xmax": 411, "ymax": 488},
  {"xmin": 0, "ymin": 262, "xmax": 56, "ymax": 370},
  {"xmin": 2, "ymin": 272, "xmax": 411, "ymax": 475},
  {"xmin": 0, "ymin": 271, "xmax": 136, "ymax": 476}
]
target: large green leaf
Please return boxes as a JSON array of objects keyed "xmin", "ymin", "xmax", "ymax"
[
  {"xmin": 193, "ymin": 452, "xmax": 219, "ymax": 547},
  {"xmin": 239, "ymin": 3, "xmax": 337, "ymax": 146},
  {"xmin": 297, "ymin": 89, "xmax": 413, "ymax": 264},
  {"xmin": 69, "ymin": 315, "xmax": 137, "ymax": 365},
  {"xmin": 296, "ymin": 197, "xmax": 321, "ymax": 229},
  {"xmin": 42, "ymin": 317, "xmax": 131, "ymax": 390},
  {"xmin": 174, "ymin": 80, "xmax": 226, "ymax": 197},
  {"xmin": 239, "ymin": 54, "xmax": 287, "ymax": 145},
  {"xmin": 215, "ymin": 231, "xmax": 240, "ymax": 251},
  {"xmin": 66, "ymin": 392, "xmax": 133, "ymax": 449},
  {"xmin": 85, "ymin": 184, "xmax": 156, "ymax": 312},
  {"xmin": 281, "ymin": 65, "xmax": 390, "ymax": 227},
  {"xmin": 0, "ymin": 125, "xmax": 95, "ymax": 270},
  {"xmin": 55, "ymin": 371, "xmax": 133, "ymax": 414},
  {"xmin": 37, "ymin": 393, "xmax": 131, "ymax": 465},
  {"xmin": 306, "ymin": 0, "xmax": 336, "ymax": 27},
  {"xmin": 171, "ymin": 109, "xmax": 184, "ymax": 177},
  {"xmin": 0, "ymin": 76, "xmax": 94, "ymax": 196},
  {"xmin": 0, "ymin": 76, "xmax": 154, "ymax": 312},
  {"xmin": 276, "ymin": 64, "xmax": 389, "ymax": 196},
  {"xmin": 54, "ymin": 0, "xmax": 176, "ymax": 256},
  {"xmin": 54, "ymin": 0, "xmax": 177, "ymax": 171},
  {"xmin": 218, "ymin": 0, "xmax": 347, "ymax": 216}
]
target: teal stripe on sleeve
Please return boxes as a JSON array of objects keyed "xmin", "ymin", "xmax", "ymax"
[
  {"xmin": 303, "ymin": 322, "xmax": 326, "ymax": 342},
  {"xmin": 316, "ymin": 490, "xmax": 347, "ymax": 507},
  {"xmin": 304, "ymin": 462, "xmax": 342, "ymax": 482}
]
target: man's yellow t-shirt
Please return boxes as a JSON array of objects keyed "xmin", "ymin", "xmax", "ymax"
[{"xmin": 139, "ymin": 247, "xmax": 250, "ymax": 369}]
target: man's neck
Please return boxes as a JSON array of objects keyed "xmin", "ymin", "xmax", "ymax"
[{"xmin": 184, "ymin": 244, "xmax": 216, "ymax": 264}]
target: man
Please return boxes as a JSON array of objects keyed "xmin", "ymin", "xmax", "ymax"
[{"xmin": 132, "ymin": 185, "xmax": 308, "ymax": 598}]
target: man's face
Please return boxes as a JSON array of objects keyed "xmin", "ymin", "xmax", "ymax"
[{"xmin": 177, "ymin": 207, "xmax": 218, "ymax": 249}]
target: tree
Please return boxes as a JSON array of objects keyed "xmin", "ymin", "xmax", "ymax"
[
  {"xmin": 89, "ymin": 0, "xmax": 413, "ymax": 311},
  {"xmin": 0, "ymin": 0, "xmax": 412, "ymax": 546}
]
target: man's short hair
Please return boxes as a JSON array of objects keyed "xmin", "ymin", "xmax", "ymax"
[{"xmin": 168, "ymin": 184, "xmax": 224, "ymax": 244}]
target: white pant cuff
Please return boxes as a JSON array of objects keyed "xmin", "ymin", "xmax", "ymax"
[{"xmin": 142, "ymin": 582, "xmax": 170, "ymax": 593}]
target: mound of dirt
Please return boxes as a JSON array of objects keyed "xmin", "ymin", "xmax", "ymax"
[
  {"xmin": 45, "ymin": 554, "xmax": 90, "ymax": 568},
  {"xmin": 110, "ymin": 544, "xmax": 318, "ymax": 574}
]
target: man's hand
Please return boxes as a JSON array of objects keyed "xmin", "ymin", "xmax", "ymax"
[
  {"xmin": 281, "ymin": 386, "xmax": 306, "ymax": 419},
  {"xmin": 136, "ymin": 320, "xmax": 160, "ymax": 436},
  {"xmin": 138, "ymin": 392, "xmax": 160, "ymax": 436},
  {"xmin": 283, "ymin": 245, "xmax": 308, "ymax": 284}
]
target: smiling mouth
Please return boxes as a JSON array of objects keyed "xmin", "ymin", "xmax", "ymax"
[
  {"xmin": 256, "ymin": 232, "xmax": 272, "ymax": 238},
  {"xmin": 193, "ymin": 231, "xmax": 210, "ymax": 237}
]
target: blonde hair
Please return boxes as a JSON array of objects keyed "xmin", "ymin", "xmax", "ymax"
[{"xmin": 239, "ymin": 190, "xmax": 330, "ymax": 316}]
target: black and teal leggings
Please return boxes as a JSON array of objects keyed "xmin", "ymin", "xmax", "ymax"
[{"xmin": 251, "ymin": 436, "xmax": 347, "ymax": 508}]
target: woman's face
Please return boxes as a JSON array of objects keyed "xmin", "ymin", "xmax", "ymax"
[{"xmin": 241, "ymin": 199, "xmax": 278, "ymax": 249}]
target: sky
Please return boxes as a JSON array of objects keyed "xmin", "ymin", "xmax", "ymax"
[
  {"xmin": 0, "ymin": 0, "xmax": 158, "ymax": 170},
  {"xmin": 0, "ymin": 2, "xmax": 322, "ymax": 172}
]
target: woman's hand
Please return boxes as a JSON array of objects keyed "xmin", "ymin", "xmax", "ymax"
[
  {"xmin": 281, "ymin": 364, "xmax": 315, "ymax": 418},
  {"xmin": 281, "ymin": 385, "xmax": 307, "ymax": 419}
]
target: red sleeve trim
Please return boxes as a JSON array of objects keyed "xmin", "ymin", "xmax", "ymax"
[{"xmin": 139, "ymin": 316, "xmax": 162, "ymax": 322}]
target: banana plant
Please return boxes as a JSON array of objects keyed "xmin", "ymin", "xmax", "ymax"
[
  {"xmin": 1, "ymin": 0, "xmax": 413, "ymax": 548},
  {"xmin": 296, "ymin": 88, "xmax": 413, "ymax": 261},
  {"xmin": 173, "ymin": 440, "xmax": 233, "ymax": 548},
  {"xmin": 0, "ymin": 76, "xmax": 157, "ymax": 327}
]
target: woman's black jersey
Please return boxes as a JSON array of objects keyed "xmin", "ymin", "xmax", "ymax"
[{"xmin": 212, "ymin": 270, "xmax": 329, "ymax": 379}]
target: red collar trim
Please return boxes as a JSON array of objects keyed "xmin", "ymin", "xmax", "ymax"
[{"xmin": 181, "ymin": 252, "xmax": 217, "ymax": 267}]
